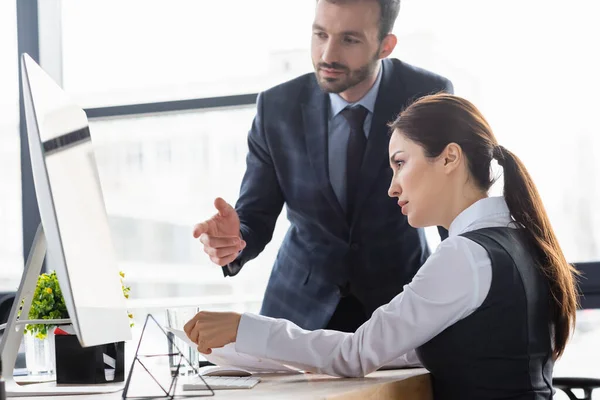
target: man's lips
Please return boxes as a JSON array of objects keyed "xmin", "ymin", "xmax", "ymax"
[{"xmin": 320, "ymin": 68, "xmax": 345, "ymax": 77}]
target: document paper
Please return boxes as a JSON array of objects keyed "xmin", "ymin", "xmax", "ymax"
[{"xmin": 164, "ymin": 326, "xmax": 301, "ymax": 374}]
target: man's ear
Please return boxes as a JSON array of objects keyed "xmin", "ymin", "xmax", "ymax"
[
  {"xmin": 378, "ymin": 34, "xmax": 397, "ymax": 59},
  {"xmin": 442, "ymin": 143, "xmax": 462, "ymax": 173}
]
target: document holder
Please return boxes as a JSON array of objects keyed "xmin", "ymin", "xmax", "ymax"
[{"xmin": 122, "ymin": 314, "xmax": 214, "ymax": 399}]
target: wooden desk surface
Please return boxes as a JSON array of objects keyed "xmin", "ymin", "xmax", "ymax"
[{"xmin": 15, "ymin": 369, "xmax": 432, "ymax": 400}]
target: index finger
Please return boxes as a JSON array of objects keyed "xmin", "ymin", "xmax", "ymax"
[
  {"xmin": 193, "ymin": 222, "xmax": 209, "ymax": 238},
  {"xmin": 198, "ymin": 345, "xmax": 212, "ymax": 355},
  {"xmin": 199, "ymin": 235, "xmax": 241, "ymax": 248},
  {"xmin": 183, "ymin": 313, "xmax": 201, "ymax": 337}
]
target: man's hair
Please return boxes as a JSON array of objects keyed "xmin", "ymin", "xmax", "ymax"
[{"xmin": 320, "ymin": 0, "xmax": 401, "ymax": 41}]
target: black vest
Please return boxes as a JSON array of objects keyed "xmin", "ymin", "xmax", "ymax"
[{"xmin": 416, "ymin": 227, "xmax": 554, "ymax": 400}]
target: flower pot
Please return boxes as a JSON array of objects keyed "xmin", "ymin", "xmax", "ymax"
[
  {"xmin": 24, "ymin": 331, "xmax": 56, "ymax": 378},
  {"xmin": 54, "ymin": 335, "xmax": 125, "ymax": 384}
]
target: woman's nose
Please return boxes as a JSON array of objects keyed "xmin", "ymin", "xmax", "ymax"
[{"xmin": 388, "ymin": 182, "xmax": 401, "ymax": 198}]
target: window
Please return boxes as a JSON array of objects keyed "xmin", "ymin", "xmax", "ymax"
[
  {"xmin": 393, "ymin": 0, "xmax": 600, "ymax": 262},
  {"xmin": 60, "ymin": 0, "xmax": 315, "ymax": 107},
  {"xmin": 89, "ymin": 106, "xmax": 289, "ymax": 313},
  {"xmin": 0, "ymin": 1, "xmax": 21, "ymax": 291}
]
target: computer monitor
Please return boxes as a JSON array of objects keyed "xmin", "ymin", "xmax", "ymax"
[{"xmin": 0, "ymin": 54, "xmax": 132, "ymax": 396}]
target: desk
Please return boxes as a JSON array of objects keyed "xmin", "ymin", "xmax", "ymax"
[{"xmin": 15, "ymin": 369, "xmax": 432, "ymax": 400}]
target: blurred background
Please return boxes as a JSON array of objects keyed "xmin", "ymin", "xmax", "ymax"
[{"xmin": 1, "ymin": 0, "xmax": 599, "ymax": 391}]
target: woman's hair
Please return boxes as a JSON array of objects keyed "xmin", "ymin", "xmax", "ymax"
[{"xmin": 388, "ymin": 93, "xmax": 579, "ymax": 359}]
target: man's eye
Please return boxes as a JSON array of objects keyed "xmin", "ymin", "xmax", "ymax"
[{"xmin": 344, "ymin": 37, "xmax": 360, "ymax": 44}]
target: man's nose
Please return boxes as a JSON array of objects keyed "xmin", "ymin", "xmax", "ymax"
[{"xmin": 321, "ymin": 40, "xmax": 340, "ymax": 65}]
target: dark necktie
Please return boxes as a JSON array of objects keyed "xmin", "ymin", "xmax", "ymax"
[{"xmin": 340, "ymin": 105, "xmax": 368, "ymax": 221}]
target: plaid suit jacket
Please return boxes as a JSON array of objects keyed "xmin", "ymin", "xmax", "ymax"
[{"xmin": 226, "ymin": 58, "xmax": 453, "ymax": 330}]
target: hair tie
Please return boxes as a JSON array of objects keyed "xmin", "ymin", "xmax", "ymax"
[{"xmin": 493, "ymin": 145, "xmax": 507, "ymax": 166}]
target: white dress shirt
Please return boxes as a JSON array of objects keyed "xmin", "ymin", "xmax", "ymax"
[{"xmin": 235, "ymin": 197, "xmax": 517, "ymax": 377}]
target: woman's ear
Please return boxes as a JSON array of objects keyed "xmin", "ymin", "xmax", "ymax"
[{"xmin": 441, "ymin": 143, "xmax": 462, "ymax": 173}]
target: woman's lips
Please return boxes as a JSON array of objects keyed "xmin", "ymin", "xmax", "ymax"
[{"xmin": 398, "ymin": 201, "xmax": 408, "ymax": 215}]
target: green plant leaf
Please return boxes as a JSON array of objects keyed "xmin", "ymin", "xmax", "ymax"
[{"xmin": 23, "ymin": 270, "xmax": 135, "ymax": 336}]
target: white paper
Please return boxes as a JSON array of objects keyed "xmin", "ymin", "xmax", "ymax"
[
  {"xmin": 164, "ymin": 327, "xmax": 301, "ymax": 374},
  {"xmin": 164, "ymin": 326, "xmax": 198, "ymax": 348}
]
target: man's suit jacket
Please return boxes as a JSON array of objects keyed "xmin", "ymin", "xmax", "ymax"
[{"xmin": 227, "ymin": 58, "xmax": 453, "ymax": 330}]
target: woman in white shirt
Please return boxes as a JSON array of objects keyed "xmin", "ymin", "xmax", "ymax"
[{"xmin": 184, "ymin": 93, "xmax": 579, "ymax": 399}]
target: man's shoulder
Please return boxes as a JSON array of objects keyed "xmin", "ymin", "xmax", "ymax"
[
  {"xmin": 258, "ymin": 72, "xmax": 318, "ymax": 108},
  {"xmin": 386, "ymin": 58, "xmax": 454, "ymax": 95}
]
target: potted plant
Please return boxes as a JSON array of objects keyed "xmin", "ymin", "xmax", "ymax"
[
  {"xmin": 23, "ymin": 271, "xmax": 133, "ymax": 377},
  {"xmin": 22, "ymin": 271, "xmax": 66, "ymax": 377}
]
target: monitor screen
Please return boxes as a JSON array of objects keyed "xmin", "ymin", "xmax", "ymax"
[{"xmin": 22, "ymin": 53, "xmax": 131, "ymax": 347}]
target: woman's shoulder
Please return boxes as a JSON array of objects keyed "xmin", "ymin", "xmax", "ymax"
[
  {"xmin": 421, "ymin": 235, "xmax": 491, "ymax": 275},
  {"xmin": 406, "ymin": 235, "xmax": 491, "ymax": 307},
  {"xmin": 433, "ymin": 234, "xmax": 485, "ymax": 255}
]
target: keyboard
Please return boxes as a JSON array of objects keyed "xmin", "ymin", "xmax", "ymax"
[{"xmin": 181, "ymin": 375, "xmax": 261, "ymax": 390}]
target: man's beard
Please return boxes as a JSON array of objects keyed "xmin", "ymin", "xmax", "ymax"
[{"xmin": 314, "ymin": 53, "xmax": 380, "ymax": 94}]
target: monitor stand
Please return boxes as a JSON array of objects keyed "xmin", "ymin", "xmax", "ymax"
[{"xmin": 0, "ymin": 224, "xmax": 125, "ymax": 396}]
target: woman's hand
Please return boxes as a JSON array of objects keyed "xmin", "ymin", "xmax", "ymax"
[{"xmin": 183, "ymin": 311, "xmax": 242, "ymax": 354}]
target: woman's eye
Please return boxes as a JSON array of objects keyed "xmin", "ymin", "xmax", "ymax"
[{"xmin": 395, "ymin": 160, "xmax": 404, "ymax": 168}]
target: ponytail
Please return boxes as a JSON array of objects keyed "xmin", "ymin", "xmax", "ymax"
[{"xmin": 494, "ymin": 145, "xmax": 579, "ymax": 359}]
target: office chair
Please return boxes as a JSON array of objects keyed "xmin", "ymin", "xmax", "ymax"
[
  {"xmin": 552, "ymin": 262, "xmax": 600, "ymax": 400},
  {"xmin": 554, "ymin": 378, "xmax": 600, "ymax": 400},
  {"xmin": 0, "ymin": 292, "xmax": 28, "ymax": 372},
  {"xmin": 0, "ymin": 292, "xmax": 16, "ymax": 325}
]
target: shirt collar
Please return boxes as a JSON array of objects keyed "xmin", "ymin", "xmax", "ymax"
[
  {"xmin": 448, "ymin": 196, "xmax": 512, "ymax": 237},
  {"xmin": 329, "ymin": 60, "xmax": 383, "ymax": 118}
]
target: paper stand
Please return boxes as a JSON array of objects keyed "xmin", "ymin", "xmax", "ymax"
[{"xmin": 122, "ymin": 314, "xmax": 214, "ymax": 399}]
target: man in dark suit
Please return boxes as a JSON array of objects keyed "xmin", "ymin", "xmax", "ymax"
[{"xmin": 193, "ymin": 0, "xmax": 452, "ymax": 333}]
